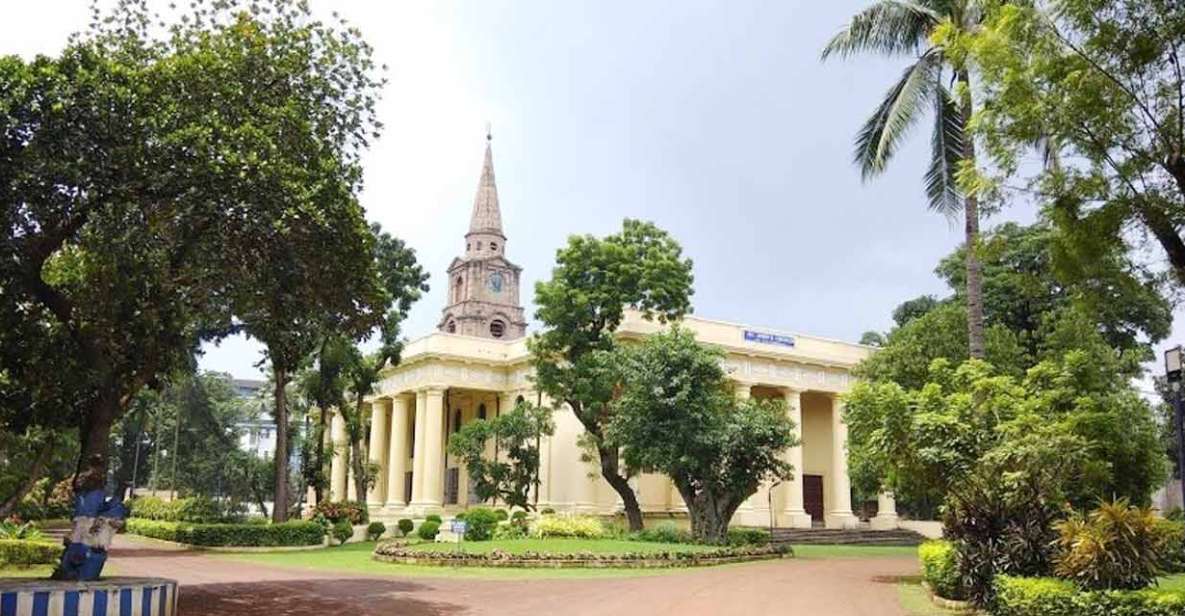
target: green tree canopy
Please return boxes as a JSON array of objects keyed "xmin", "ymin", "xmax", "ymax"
[
  {"xmin": 609, "ymin": 328, "xmax": 797, "ymax": 543},
  {"xmin": 447, "ymin": 401, "xmax": 555, "ymax": 512},
  {"xmin": 0, "ymin": 0, "xmax": 387, "ymax": 497},
  {"xmin": 966, "ymin": 0, "xmax": 1185, "ymax": 288},
  {"xmin": 530, "ymin": 218, "xmax": 694, "ymax": 531}
]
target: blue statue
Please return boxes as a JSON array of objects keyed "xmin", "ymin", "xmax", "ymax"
[{"xmin": 53, "ymin": 456, "xmax": 126, "ymax": 581}]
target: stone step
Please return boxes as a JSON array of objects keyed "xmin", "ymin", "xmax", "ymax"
[{"xmin": 769, "ymin": 528, "xmax": 926, "ymax": 546}]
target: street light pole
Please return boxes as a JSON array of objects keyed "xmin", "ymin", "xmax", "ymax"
[{"xmin": 1164, "ymin": 347, "xmax": 1185, "ymax": 510}]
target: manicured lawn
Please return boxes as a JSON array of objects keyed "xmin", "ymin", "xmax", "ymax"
[
  {"xmin": 1161, "ymin": 573, "xmax": 1185, "ymax": 592},
  {"xmin": 895, "ymin": 576, "xmax": 962, "ymax": 616},
  {"xmin": 405, "ymin": 538, "xmax": 715, "ymax": 555},
  {"xmin": 792, "ymin": 544, "xmax": 918, "ymax": 559}
]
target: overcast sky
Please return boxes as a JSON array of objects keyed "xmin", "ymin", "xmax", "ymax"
[{"xmin": 13, "ymin": 0, "xmax": 1178, "ymax": 385}]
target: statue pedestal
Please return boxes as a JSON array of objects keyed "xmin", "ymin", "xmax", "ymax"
[{"xmin": 0, "ymin": 576, "xmax": 178, "ymax": 615}]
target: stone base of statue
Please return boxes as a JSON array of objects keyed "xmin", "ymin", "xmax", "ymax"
[{"xmin": 0, "ymin": 577, "xmax": 178, "ymax": 615}]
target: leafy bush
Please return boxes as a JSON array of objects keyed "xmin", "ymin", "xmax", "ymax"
[
  {"xmin": 494, "ymin": 522, "xmax": 528, "ymax": 539},
  {"xmin": 631, "ymin": 522, "xmax": 691, "ymax": 544},
  {"xmin": 425, "ymin": 514, "xmax": 442, "ymax": 524},
  {"xmin": 125, "ymin": 518, "xmax": 325, "ymax": 547},
  {"xmin": 129, "ymin": 495, "xmax": 227, "ymax": 523},
  {"xmin": 311, "ymin": 500, "xmax": 368, "ymax": 525},
  {"xmin": 919, "ymin": 540, "xmax": 963, "ymax": 600},
  {"xmin": 461, "ymin": 507, "xmax": 501, "ymax": 541},
  {"xmin": 366, "ymin": 522, "xmax": 387, "ymax": 542},
  {"xmin": 993, "ymin": 575, "xmax": 1185, "ymax": 616},
  {"xmin": 0, "ymin": 539, "xmax": 59, "ymax": 566},
  {"xmin": 1054, "ymin": 500, "xmax": 1171, "ymax": 590},
  {"xmin": 417, "ymin": 520, "xmax": 440, "ymax": 540},
  {"xmin": 0, "ymin": 521, "xmax": 45, "ymax": 541},
  {"xmin": 494, "ymin": 509, "xmax": 510, "ymax": 522},
  {"xmin": 726, "ymin": 528, "xmax": 770, "ymax": 547},
  {"xmin": 540, "ymin": 507, "xmax": 555, "ymax": 514},
  {"xmin": 1156, "ymin": 519, "xmax": 1185, "ymax": 574},
  {"xmin": 397, "ymin": 518, "xmax": 414, "ymax": 537},
  {"xmin": 332, "ymin": 520, "xmax": 353, "ymax": 546},
  {"xmin": 531, "ymin": 514, "xmax": 604, "ymax": 539},
  {"xmin": 511, "ymin": 511, "xmax": 528, "ymax": 523}
]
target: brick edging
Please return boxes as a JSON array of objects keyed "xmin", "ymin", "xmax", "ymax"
[
  {"xmin": 921, "ymin": 581, "xmax": 979, "ymax": 613},
  {"xmin": 371, "ymin": 552, "xmax": 787, "ymax": 569}
]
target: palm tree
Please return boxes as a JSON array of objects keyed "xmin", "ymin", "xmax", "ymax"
[{"xmin": 823, "ymin": 1, "xmax": 986, "ymax": 358}]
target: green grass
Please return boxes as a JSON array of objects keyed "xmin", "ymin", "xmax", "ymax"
[
  {"xmin": 1160, "ymin": 573, "xmax": 1185, "ymax": 592},
  {"xmin": 0, "ymin": 565, "xmax": 55, "ymax": 579},
  {"xmin": 405, "ymin": 538, "xmax": 715, "ymax": 555},
  {"xmin": 791, "ymin": 544, "xmax": 918, "ymax": 559},
  {"xmin": 896, "ymin": 576, "xmax": 963, "ymax": 615}
]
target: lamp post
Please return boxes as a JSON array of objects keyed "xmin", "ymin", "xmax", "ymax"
[{"xmin": 1165, "ymin": 346, "xmax": 1185, "ymax": 510}]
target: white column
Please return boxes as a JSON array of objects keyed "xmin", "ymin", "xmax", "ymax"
[
  {"xmin": 825, "ymin": 396, "xmax": 859, "ymax": 529},
  {"xmin": 781, "ymin": 388, "xmax": 812, "ymax": 528},
  {"xmin": 733, "ymin": 382, "xmax": 767, "ymax": 526},
  {"xmin": 419, "ymin": 388, "xmax": 446, "ymax": 510},
  {"xmin": 410, "ymin": 390, "xmax": 428, "ymax": 506},
  {"xmin": 386, "ymin": 394, "xmax": 411, "ymax": 507},
  {"xmin": 367, "ymin": 399, "xmax": 390, "ymax": 505},
  {"xmin": 329, "ymin": 409, "xmax": 348, "ymax": 502},
  {"xmin": 871, "ymin": 491, "xmax": 900, "ymax": 530}
]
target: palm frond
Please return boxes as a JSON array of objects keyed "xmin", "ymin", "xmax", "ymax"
[
  {"xmin": 821, "ymin": 0, "xmax": 941, "ymax": 61},
  {"xmin": 855, "ymin": 49, "xmax": 941, "ymax": 179},
  {"xmin": 924, "ymin": 82, "xmax": 965, "ymax": 216}
]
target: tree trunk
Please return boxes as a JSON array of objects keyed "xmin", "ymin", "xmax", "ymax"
[
  {"xmin": 683, "ymin": 488, "xmax": 732, "ymax": 545},
  {"xmin": 76, "ymin": 395, "xmax": 119, "ymax": 494},
  {"xmin": 0, "ymin": 435, "xmax": 56, "ymax": 518},
  {"xmin": 350, "ymin": 398, "xmax": 369, "ymax": 503},
  {"xmin": 272, "ymin": 366, "xmax": 289, "ymax": 523},
  {"xmin": 597, "ymin": 444, "xmax": 643, "ymax": 531},
  {"xmin": 958, "ymin": 69, "xmax": 986, "ymax": 360},
  {"xmin": 314, "ymin": 407, "xmax": 327, "ymax": 504}
]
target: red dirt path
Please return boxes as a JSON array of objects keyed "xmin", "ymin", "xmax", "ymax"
[{"xmin": 108, "ymin": 536, "xmax": 918, "ymax": 615}]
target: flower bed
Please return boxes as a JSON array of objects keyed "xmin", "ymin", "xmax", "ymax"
[
  {"xmin": 372, "ymin": 540, "xmax": 789, "ymax": 569},
  {"xmin": 125, "ymin": 518, "xmax": 325, "ymax": 547},
  {"xmin": 993, "ymin": 575, "xmax": 1185, "ymax": 616}
]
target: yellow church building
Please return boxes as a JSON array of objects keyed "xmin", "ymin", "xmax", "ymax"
[{"xmin": 321, "ymin": 137, "xmax": 897, "ymax": 531}]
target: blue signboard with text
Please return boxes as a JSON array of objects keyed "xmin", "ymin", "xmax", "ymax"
[{"xmin": 743, "ymin": 330, "xmax": 796, "ymax": 347}]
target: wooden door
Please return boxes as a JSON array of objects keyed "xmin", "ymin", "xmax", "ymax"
[{"xmin": 803, "ymin": 475, "xmax": 824, "ymax": 522}]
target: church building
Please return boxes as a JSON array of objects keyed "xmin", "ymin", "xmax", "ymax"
[{"xmin": 321, "ymin": 137, "xmax": 896, "ymax": 531}]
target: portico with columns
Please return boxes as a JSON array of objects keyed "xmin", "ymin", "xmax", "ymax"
[{"xmin": 315, "ymin": 134, "xmax": 892, "ymax": 530}]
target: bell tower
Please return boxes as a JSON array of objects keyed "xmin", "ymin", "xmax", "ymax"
[{"xmin": 438, "ymin": 132, "xmax": 527, "ymax": 340}]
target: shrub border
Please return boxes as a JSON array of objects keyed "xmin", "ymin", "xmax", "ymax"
[
  {"xmin": 372, "ymin": 542, "xmax": 790, "ymax": 569},
  {"xmin": 920, "ymin": 581, "xmax": 976, "ymax": 613}
]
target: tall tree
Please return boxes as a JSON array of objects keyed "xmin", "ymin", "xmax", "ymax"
[
  {"xmin": 448, "ymin": 401, "xmax": 555, "ymax": 512},
  {"xmin": 966, "ymin": 0, "xmax": 1185, "ymax": 290},
  {"xmin": 531, "ymin": 219, "xmax": 694, "ymax": 531},
  {"xmin": 823, "ymin": 0, "xmax": 989, "ymax": 358},
  {"xmin": 609, "ymin": 328, "xmax": 797, "ymax": 543},
  {"xmin": 0, "ymin": 0, "xmax": 386, "ymax": 495}
]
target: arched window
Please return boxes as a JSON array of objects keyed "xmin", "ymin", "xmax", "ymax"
[
  {"xmin": 515, "ymin": 395, "xmax": 525, "ymax": 406},
  {"xmin": 454, "ymin": 275, "xmax": 463, "ymax": 302},
  {"xmin": 453, "ymin": 409, "xmax": 462, "ymax": 433},
  {"xmin": 489, "ymin": 319, "xmax": 505, "ymax": 338},
  {"xmin": 446, "ymin": 320, "xmax": 456, "ymax": 333},
  {"xmin": 478, "ymin": 403, "xmax": 487, "ymax": 420}
]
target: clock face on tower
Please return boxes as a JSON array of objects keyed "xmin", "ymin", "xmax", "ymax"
[{"xmin": 487, "ymin": 271, "xmax": 504, "ymax": 293}]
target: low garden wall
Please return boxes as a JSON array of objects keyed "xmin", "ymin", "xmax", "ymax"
[
  {"xmin": 0, "ymin": 577, "xmax": 178, "ymax": 616},
  {"xmin": 125, "ymin": 518, "xmax": 325, "ymax": 548},
  {"xmin": 372, "ymin": 542, "xmax": 789, "ymax": 569}
]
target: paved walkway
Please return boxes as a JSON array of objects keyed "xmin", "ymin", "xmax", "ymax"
[{"xmin": 108, "ymin": 536, "xmax": 917, "ymax": 616}]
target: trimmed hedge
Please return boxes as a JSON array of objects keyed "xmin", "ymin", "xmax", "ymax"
[
  {"xmin": 532, "ymin": 515, "xmax": 604, "ymax": 539},
  {"xmin": 126, "ymin": 518, "xmax": 325, "ymax": 547},
  {"xmin": 460, "ymin": 507, "xmax": 501, "ymax": 541},
  {"xmin": 0, "ymin": 539, "xmax": 59, "ymax": 566},
  {"xmin": 128, "ymin": 496, "xmax": 226, "ymax": 523},
  {"xmin": 417, "ymin": 520, "xmax": 440, "ymax": 540},
  {"xmin": 919, "ymin": 540, "xmax": 963, "ymax": 600},
  {"xmin": 373, "ymin": 541, "xmax": 790, "ymax": 569},
  {"xmin": 993, "ymin": 575, "xmax": 1185, "ymax": 616}
]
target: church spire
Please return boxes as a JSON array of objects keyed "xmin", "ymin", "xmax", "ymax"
[{"xmin": 468, "ymin": 130, "xmax": 504, "ymax": 238}]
